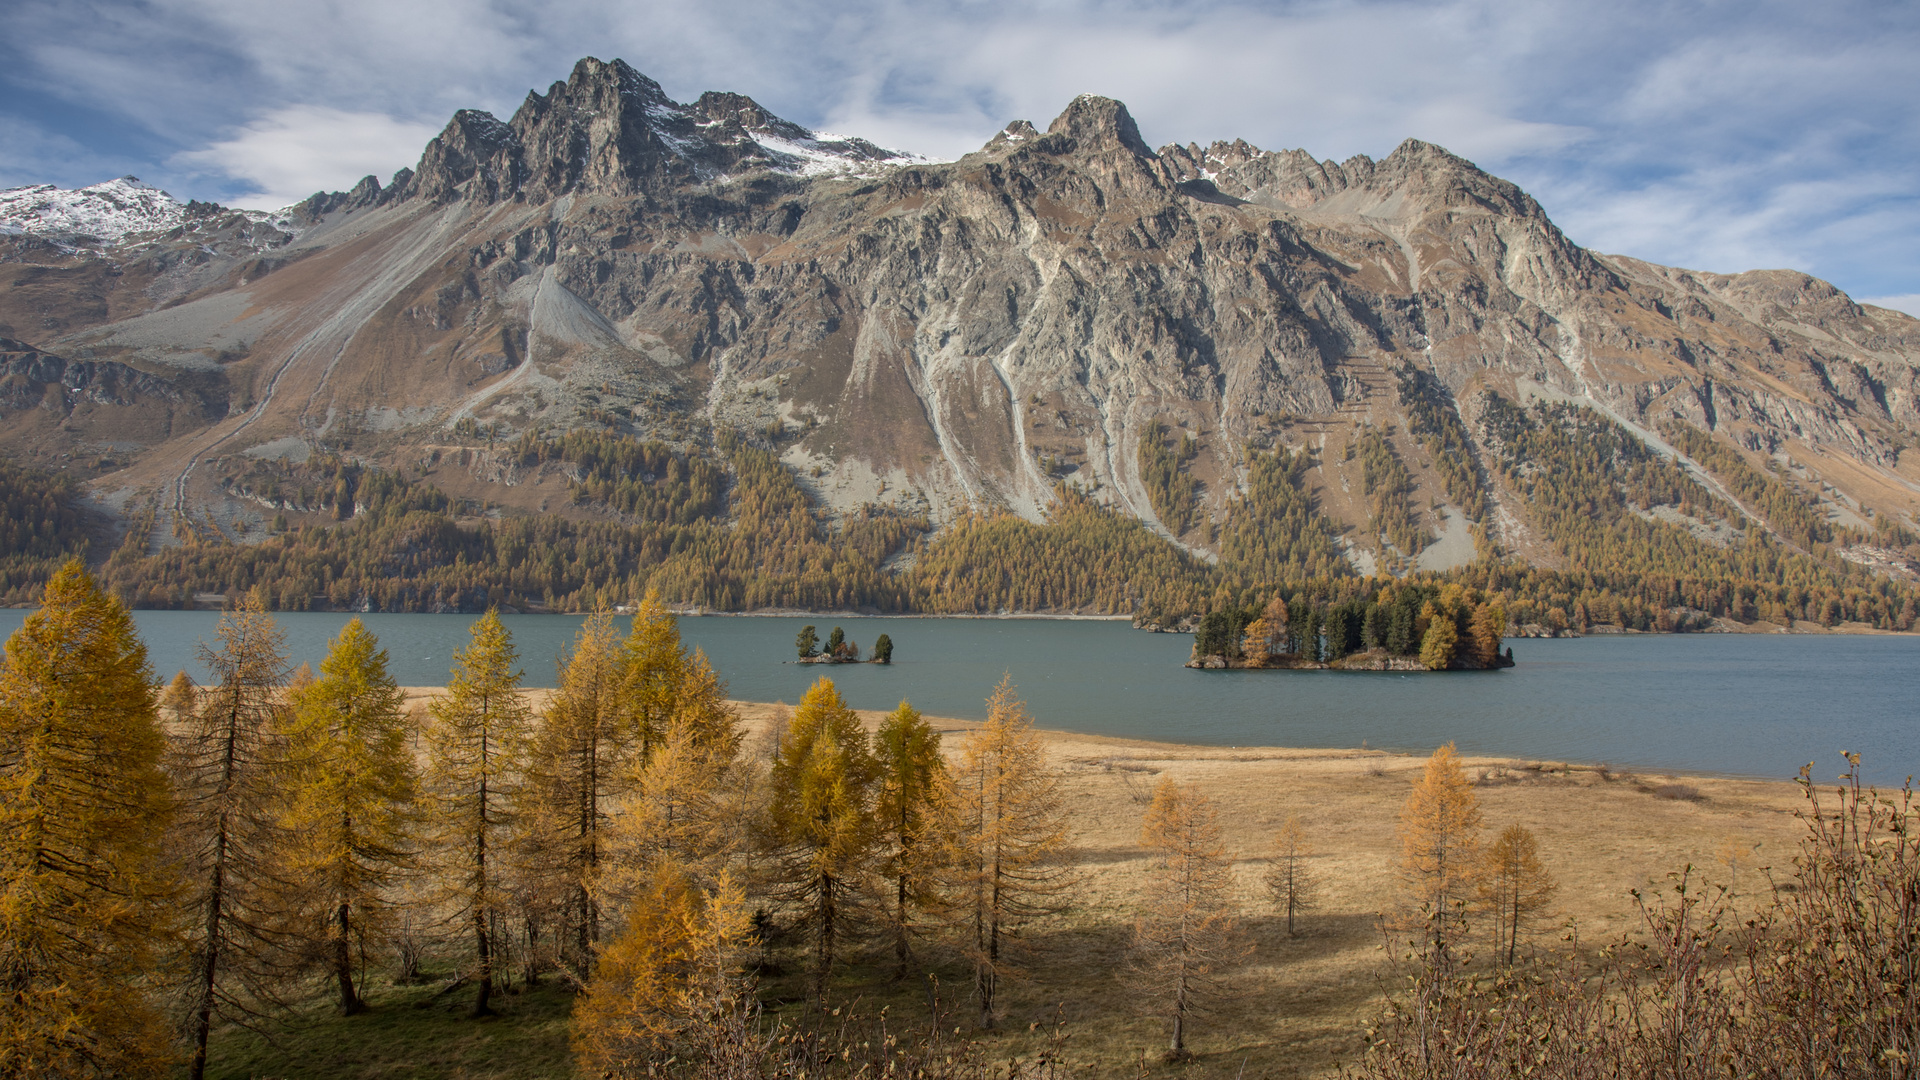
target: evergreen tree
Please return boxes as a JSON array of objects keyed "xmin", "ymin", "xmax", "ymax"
[
  {"xmin": 172, "ymin": 592, "xmax": 297, "ymax": 1078},
  {"xmin": 424, "ymin": 610, "xmax": 531, "ymax": 1016},
  {"xmin": 1398, "ymin": 743, "xmax": 1483, "ymax": 958},
  {"xmin": 1128, "ymin": 778, "xmax": 1246, "ymax": 1057},
  {"xmin": 282, "ymin": 618, "xmax": 417, "ymax": 1014},
  {"xmin": 826, "ymin": 627, "xmax": 845, "ymax": 655},
  {"xmin": 0, "ymin": 561, "xmax": 176, "ymax": 1077},
  {"xmin": 873, "ymin": 701, "xmax": 944, "ymax": 979},
  {"xmin": 938, "ymin": 677, "xmax": 1072, "ymax": 1028},
  {"xmin": 795, "ymin": 626, "xmax": 819, "ymax": 659},
  {"xmin": 871, "ymin": 633, "xmax": 893, "ymax": 664},
  {"xmin": 1362, "ymin": 602, "xmax": 1388, "ymax": 651},
  {"xmin": 764, "ymin": 677, "xmax": 876, "ymax": 1000}
]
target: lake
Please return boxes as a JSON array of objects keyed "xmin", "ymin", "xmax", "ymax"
[{"xmin": 0, "ymin": 608, "xmax": 1912, "ymax": 785}]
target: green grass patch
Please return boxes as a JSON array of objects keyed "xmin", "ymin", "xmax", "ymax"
[{"xmin": 203, "ymin": 977, "xmax": 578, "ymax": 1080}]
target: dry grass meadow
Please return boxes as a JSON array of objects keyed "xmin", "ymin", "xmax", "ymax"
[{"xmin": 374, "ymin": 689, "xmax": 1814, "ymax": 1079}]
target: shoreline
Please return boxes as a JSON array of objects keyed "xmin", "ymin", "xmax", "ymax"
[{"xmin": 394, "ymin": 687, "xmax": 1815, "ymax": 786}]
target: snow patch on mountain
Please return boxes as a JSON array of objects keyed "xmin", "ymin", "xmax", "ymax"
[
  {"xmin": 0, "ymin": 176, "xmax": 302, "ymax": 249},
  {"xmin": 749, "ymin": 131, "xmax": 939, "ymax": 178},
  {"xmin": 0, "ymin": 177, "xmax": 189, "ymax": 243}
]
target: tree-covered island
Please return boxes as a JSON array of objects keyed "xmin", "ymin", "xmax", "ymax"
[
  {"xmin": 1189, "ymin": 582, "xmax": 1514, "ymax": 671},
  {"xmin": 795, "ymin": 625, "xmax": 893, "ymax": 664}
]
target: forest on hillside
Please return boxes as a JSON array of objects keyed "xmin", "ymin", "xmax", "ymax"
[{"xmin": 2, "ymin": 392, "xmax": 1917, "ymax": 633}]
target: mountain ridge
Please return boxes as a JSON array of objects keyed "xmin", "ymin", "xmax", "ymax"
[{"xmin": 3, "ymin": 56, "xmax": 1919, "ymax": 624}]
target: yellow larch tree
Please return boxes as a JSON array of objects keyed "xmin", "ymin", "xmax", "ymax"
[
  {"xmin": 1264, "ymin": 814, "xmax": 1319, "ymax": 937},
  {"xmin": 424, "ymin": 609, "xmax": 532, "ymax": 1017},
  {"xmin": 764, "ymin": 676, "xmax": 877, "ymax": 1001},
  {"xmin": 522, "ymin": 611, "xmax": 631, "ymax": 974},
  {"xmin": 1479, "ymin": 824, "xmax": 1555, "ymax": 966},
  {"xmin": 938, "ymin": 676, "xmax": 1072, "ymax": 1029},
  {"xmin": 171, "ymin": 591, "xmax": 298, "ymax": 1080},
  {"xmin": 1398, "ymin": 742, "xmax": 1483, "ymax": 958},
  {"xmin": 1129, "ymin": 777, "xmax": 1248, "ymax": 1057},
  {"xmin": 873, "ymin": 700, "xmax": 945, "ymax": 980},
  {"xmin": 0, "ymin": 561, "xmax": 177, "ymax": 1078},
  {"xmin": 621, "ymin": 591, "xmax": 689, "ymax": 757},
  {"xmin": 603, "ymin": 648, "xmax": 747, "ymax": 901},
  {"xmin": 572, "ymin": 865, "xmax": 762, "ymax": 1078},
  {"xmin": 282, "ymin": 617, "xmax": 418, "ymax": 1014}
]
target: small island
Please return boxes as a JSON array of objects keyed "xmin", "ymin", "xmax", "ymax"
[
  {"xmin": 1187, "ymin": 583, "xmax": 1515, "ymax": 671},
  {"xmin": 795, "ymin": 624, "xmax": 893, "ymax": 664}
]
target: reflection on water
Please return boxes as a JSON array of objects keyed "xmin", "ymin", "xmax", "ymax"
[{"xmin": 0, "ymin": 608, "xmax": 1913, "ymax": 784}]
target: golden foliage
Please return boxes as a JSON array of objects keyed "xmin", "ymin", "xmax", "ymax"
[
  {"xmin": 1478, "ymin": 824, "xmax": 1554, "ymax": 967},
  {"xmin": 764, "ymin": 677, "xmax": 876, "ymax": 998},
  {"xmin": 873, "ymin": 700, "xmax": 945, "ymax": 979},
  {"xmin": 1398, "ymin": 743, "xmax": 1482, "ymax": 957},
  {"xmin": 521, "ymin": 611, "xmax": 629, "ymax": 972},
  {"xmin": 172, "ymin": 592, "xmax": 298, "ymax": 1078},
  {"xmin": 0, "ymin": 560, "xmax": 176, "ymax": 1077},
  {"xmin": 1129, "ymin": 778, "xmax": 1247, "ymax": 1055},
  {"xmin": 423, "ymin": 609, "xmax": 532, "ymax": 1015},
  {"xmin": 1264, "ymin": 815, "xmax": 1319, "ymax": 937},
  {"xmin": 281, "ymin": 617, "xmax": 418, "ymax": 1013},
  {"xmin": 572, "ymin": 866, "xmax": 762, "ymax": 1078},
  {"xmin": 937, "ymin": 677, "xmax": 1073, "ymax": 1029}
]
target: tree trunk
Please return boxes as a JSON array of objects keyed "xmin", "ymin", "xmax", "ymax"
[
  {"xmin": 336, "ymin": 902, "xmax": 364, "ymax": 1014},
  {"xmin": 815, "ymin": 873, "xmax": 836, "ymax": 1003},
  {"xmin": 893, "ymin": 871, "xmax": 910, "ymax": 981}
]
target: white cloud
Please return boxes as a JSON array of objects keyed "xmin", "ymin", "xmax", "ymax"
[
  {"xmin": 170, "ymin": 106, "xmax": 440, "ymax": 210},
  {"xmin": 4, "ymin": 0, "xmax": 1917, "ymax": 301},
  {"xmin": 1861, "ymin": 295, "xmax": 1920, "ymax": 320}
]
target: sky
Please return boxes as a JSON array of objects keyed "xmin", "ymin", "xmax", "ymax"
[{"xmin": 2, "ymin": 0, "xmax": 1917, "ymax": 316}]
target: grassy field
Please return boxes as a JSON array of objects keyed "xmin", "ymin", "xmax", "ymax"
[{"xmin": 207, "ymin": 696, "xmax": 1811, "ymax": 1079}]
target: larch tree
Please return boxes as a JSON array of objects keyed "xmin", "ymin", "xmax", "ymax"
[
  {"xmin": 938, "ymin": 676, "xmax": 1072, "ymax": 1029},
  {"xmin": 161, "ymin": 669, "xmax": 198, "ymax": 725},
  {"xmin": 1398, "ymin": 742, "xmax": 1483, "ymax": 959},
  {"xmin": 621, "ymin": 591, "xmax": 688, "ymax": 757},
  {"xmin": 0, "ymin": 561, "xmax": 177, "ymax": 1078},
  {"xmin": 1129, "ymin": 778, "xmax": 1247, "ymax": 1057},
  {"xmin": 522, "ymin": 611, "xmax": 631, "ymax": 974},
  {"xmin": 764, "ymin": 676, "xmax": 877, "ymax": 1001},
  {"xmin": 572, "ymin": 865, "xmax": 761, "ymax": 1078},
  {"xmin": 873, "ymin": 700, "xmax": 945, "ymax": 980},
  {"xmin": 1263, "ymin": 814, "xmax": 1319, "ymax": 937},
  {"xmin": 171, "ymin": 591, "xmax": 298, "ymax": 1080},
  {"xmin": 282, "ymin": 617, "xmax": 418, "ymax": 1014},
  {"xmin": 1479, "ymin": 824, "xmax": 1554, "ymax": 967},
  {"xmin": 605, "ymin": 648, "xmax": 746, "ymax": 898},
  {"xmin": 424, "ymin": 609, "xmax": 532, "ymax": 1017}
]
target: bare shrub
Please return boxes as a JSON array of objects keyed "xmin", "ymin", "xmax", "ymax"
[
  {"xmin": 1343, "ymin": 757, "xmax": 1919, "ymax": 1079},
  {"xmin": 1653, "ymin": 782, "xmax": 1705, "ymax": 802}
]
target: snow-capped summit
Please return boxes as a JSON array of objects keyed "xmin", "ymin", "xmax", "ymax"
[{"xmin": 0, "ymin": 177, "xmax": 191, "ymax": 244}]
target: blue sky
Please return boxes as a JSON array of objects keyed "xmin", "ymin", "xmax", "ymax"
[{"xmin": 3, "ymin": 0, "xmax": 1917, "ymax": 315}]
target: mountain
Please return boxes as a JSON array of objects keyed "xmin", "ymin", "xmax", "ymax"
[{"xmin": 4, "ymin": 56, "xmax": 1919, "ymax": 624}]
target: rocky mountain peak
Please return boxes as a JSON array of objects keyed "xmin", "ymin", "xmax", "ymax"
[
  {"xmin": 1046, "ymin": 94, "xmax": 1155, "ymax": 158},
  {"xmin": 979, "ymin": 119, "xmax": 1042, "ymax": 155},
  {"xmin": 404, "ymin": 57, "xmax": 926, "ymax": 206}
]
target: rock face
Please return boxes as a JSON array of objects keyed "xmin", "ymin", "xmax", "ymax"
[{"xmin": 3, "ymin": 55, "xmax": 1919, "ymax": 572}]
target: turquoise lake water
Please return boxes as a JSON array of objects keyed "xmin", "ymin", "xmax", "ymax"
[{"xmin": 0, "ymin": 609, "xmax": 1912, "ymax": 785}]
